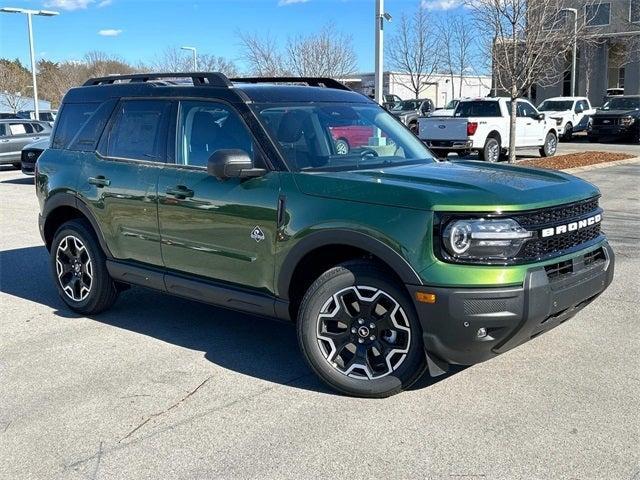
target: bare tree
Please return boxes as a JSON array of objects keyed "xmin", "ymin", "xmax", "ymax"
[
  {"xmin": 238, "ymin": 32, "xmax": 287, "ymax": 76},
  {"xmin": 0, "ymin": 59, "xmax": 31, "ymax": 112},
  {"xmin": 439, "ymin": 13, "xmax": 475, "ymax": 100},
  {"xmin": 387, "ymin": 4, "xmax": 440, "ymax": 99},
  {"xmin": 285, "ymin": 25, "xmax": 357, "ymax": 77},
  {"xmin": 198, "ymin": 54, "xmax": 239, "ymax": 76},
  {"xmin": 466, "ymin": 0, "xmax": 600, "ymax": 162}
]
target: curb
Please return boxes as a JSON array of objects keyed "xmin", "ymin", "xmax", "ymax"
[{"xmin": 562, "ymin": 156, "xmax": 640, "ymax": 173}]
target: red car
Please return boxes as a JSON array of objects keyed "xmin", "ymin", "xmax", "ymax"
[{"xmin": 329, "ymin": 125, "xmax": 374, "ymax": 154}]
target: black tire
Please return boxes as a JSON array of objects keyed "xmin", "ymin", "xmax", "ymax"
[
  {"xmin": 50, "ymin": 219, "xmax": 118, "ymax": 315},
  {"xmin": 409, "ymin": 122, "xmax": 418, "ymax": 134},
  {"xmin": 334, "ymin": 138, "xmax": 350, "ymax": 155},
  {"xmin": 562, "ymin": 123, "xmax": 573, "ymax": 141},
  {"xmin": 539, "ymin": 131, "xmax": 558, "ymax": 157},
  {"xmin": 297, "ymin": 261, "xmax": 427, "ymax": 398},
  {"xmin": 12, "ymin": 162, "xmax": 21, "ymax": 169},
  {"xmin": 482, "ymin": 137, "xmax": 500, "ymax": 162},
  {"xmin": 431, "ymin": 149, "xmax": 448, "ymax": 159}
]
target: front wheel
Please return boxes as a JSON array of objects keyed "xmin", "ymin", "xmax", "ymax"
[
  {"xmin": 539, "ymin": 132, "xmax": 558, "ymax": 157},
  {"xmin": 50, "ymin": 219, "xmax": 119, "ymax": 315},
  {"xmin": 409, "ymin": 122, "xmax": 418, "ymax": 134},
  {"xmin": 297, "ymin": 261, "xmax": 427, "ymax": 398},
  {"xmin": 562, "ymin": 123, "xmax": 573, "ymax": 141},
  {"xmin": 334, "ymin": 138, "xmax": 350, "ymax": 155}
]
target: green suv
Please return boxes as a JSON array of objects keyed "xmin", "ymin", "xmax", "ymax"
[{"xmin": 36, "ymin": 73, "xmax": 614, "ymax": 397}]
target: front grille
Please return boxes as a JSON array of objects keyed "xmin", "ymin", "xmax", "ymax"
[
  {"xmin": 516, "ymin": 198, "xmax": 599, "ymax": 228},
  {"xmin": 519, "ymin": 223, "xmax": 602, "ymax": 259},
  {"xmin": 592, "ymin": 117, "xmax": 619, "ymax": 126}
]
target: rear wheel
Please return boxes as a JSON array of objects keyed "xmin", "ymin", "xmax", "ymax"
[
  {"xmin": 482, "ymin": 137, "xmax": 500, "ymax": 162},
  {"xmin": 297, "ymin": 261, "xmax": 427, "ymax": 398},
  {"xmin": 409, "ymin": 122, "xmax": 418, "ymax": 134},
  {"xmin": 50, "ymin": 219, "xmax": 119, "ymax": 315},
  {"xmin": 539, "ymin": 132, "xmax": 558, "ymax": 157},
  {"xmin": 562, "ymin": 123, "xmax": 573, "ymax": 141}
]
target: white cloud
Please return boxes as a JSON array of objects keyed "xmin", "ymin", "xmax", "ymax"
[
  {"xmin": 278, "ymin": 0, "xmax": 309, "ymax": 6},
  {"xmin": 98, "ymin": 0, "xmax": 113, "ymax": 6},
  {"xmin": 44, "ymin": 0, "xmax": 93, "ymax": 11},
  {"xmin": 422, "ymin": 0, "xmax": 461, "ymax": 10},
  {"xmin": 98, "ymin": 29, "xmax": 122, "ymax": 37}
]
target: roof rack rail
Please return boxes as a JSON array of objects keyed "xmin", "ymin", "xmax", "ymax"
[
  {"xmin": 83, "ymin": 72, "xmax": 232, "ymax": 88},
  {"xmin": 230, "ymin": 76, "xmax": 351, "ymax": 91}
]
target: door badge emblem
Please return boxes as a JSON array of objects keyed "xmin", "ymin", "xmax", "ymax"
[{"xmin": 251, "ymin": 226, "xmax": 265, "ymax": 243}]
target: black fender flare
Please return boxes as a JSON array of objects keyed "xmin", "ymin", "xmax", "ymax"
[
  {"xmin": 42, "ymin": 193, "xmax": 113, "ymax": 257},
  {"xmin": 277, "ymin": 229, "xmax": 423, "ymax": 299}
]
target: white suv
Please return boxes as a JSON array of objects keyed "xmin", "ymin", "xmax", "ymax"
[{"xmin": 537, "ymin": 97, "xmax": 595, "ymax": 141}]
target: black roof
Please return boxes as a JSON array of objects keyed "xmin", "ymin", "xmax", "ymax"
[{"xmin": 65, "ymin": 72, "xmax": 372, "ymax": 105}]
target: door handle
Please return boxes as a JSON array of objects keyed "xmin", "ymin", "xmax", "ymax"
[
  {"xmin": 88, "ymin": 176, "xmax": 111, "ymax": 187},
  {"xmin": 166, "ymin": 185, "xmax": 194, "ymax": 198}
]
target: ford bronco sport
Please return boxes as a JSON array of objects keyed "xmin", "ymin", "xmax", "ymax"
[{"xmin": 36, "ymin": 73, "xmax": 614, "ymax": 398}]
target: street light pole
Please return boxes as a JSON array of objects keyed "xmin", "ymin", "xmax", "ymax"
[
  {"xmin": 1, "ymin": 8, "xmax": 59, "ymax": 119},
  {"xmin": 561, "ymin": 8, "xmax": 578, "ymax": 97},
  {"xmin": 181, "ymin": 46, "xmax": 198, "ymax": 71},
  {"xmin": 374, "ymin": 1, "xmax": 392, "ymax": 106}
]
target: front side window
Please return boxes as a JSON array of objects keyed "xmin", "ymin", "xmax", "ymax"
[
  {"xmin": 105, "ymin": 100, "xmax": 171, "ymax": 161},
  {"xmin": 518, "ymin": 102, "xmax": 538, "ymax": 118},
  {"xmin": 585, "ymin": 3, "xmax": 610, "ymax": 26},
  {"xmin": 176, "ymin": 101, "xmax": 255, "ymax": 168},
  {"xmin": 253, "ymin": 102, "xmax": 435, "ymax": 172}
]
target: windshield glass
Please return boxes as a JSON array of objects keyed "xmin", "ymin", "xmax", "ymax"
[
  {"xmin": 391, "ymin": 100, "xmax": 420, "ymax": 111},
  {"xmin": 538, "ymin": 100, "xmax": 574, "ymax": 112},
  {"xmin": 602, "ymin": 97, "xmax": 640, "ymax": 110},
  {"xmin": 253, "ymin": 102, "xmax": 435, "ymax": 172}
]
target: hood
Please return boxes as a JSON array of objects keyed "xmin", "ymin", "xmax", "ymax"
[
  {"xmin": 594, "ymin": 109, "xmax": 639, "ymax": 117},
  {"xmin": 24, "ymin": 137, "xmax": 50, "ymax": 150},
  {"xmin": 294, "ymin": 161, "xmax": 599, "ymax": 212},
  {"xmin": 545, "ymin": 111, "xmax": 571, "ymax": 119}
]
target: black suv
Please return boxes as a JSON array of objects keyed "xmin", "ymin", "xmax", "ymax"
[
  {"xmin": 36, "ymin": 73, "xmax": 613, "ymax": 397},
  {"xmin": 588, "ymin": 95, "xmax": 640, "ymax": 143}
]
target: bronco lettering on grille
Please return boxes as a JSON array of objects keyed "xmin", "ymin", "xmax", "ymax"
[{"xmin": 540, "ymin": 214, "xmax": 602, "ymax": 238}]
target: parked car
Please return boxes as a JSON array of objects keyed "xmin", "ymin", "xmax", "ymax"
[
  {"xmin": 419, "ymin": 97, "xmax": 559, "ymax": 161},
  {"xmin": 328, "ymin": 124, "xmax": 374, "ymax": 154},
  {"xmin": 429, "ymin": 99, "xmax": 460, "ymax": 117},
  {"xmin": 0, "ymin": 119, "xmax": 51, "ymax": 168},
  {"xmin": 389, "ymin": 98, "xmax": 435, "ymax": 133},
  {"xmin": 588, "ymin": 95, "xmax": 640, "ymax": 143},
  {"xmin": 17, "ymin": 109, "xmax": 57, "ymax": 124},
  {"xmin": 20, "ymin": 137, "xmax": 49, "ymax": 175},
  {"xmin": 382, "ymin": 94, "xmax": 403, "ymax": 110},
  {"xmin": 537, "ymin": 96, "xmax": 595, "ymax": 141},
  {"xmin": 37, "ymin": 73, "xmax": 613, "ymax": 398}
]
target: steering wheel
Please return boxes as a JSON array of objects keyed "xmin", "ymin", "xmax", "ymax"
[{"xmin": 360, "ymin": 148, "xmax": 379, "ymax": 158}]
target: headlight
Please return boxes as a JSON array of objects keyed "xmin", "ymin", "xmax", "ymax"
[
  {"xmin": 620, "ymin": 116, "xmax": 635, "ymax": 127},
  {"xmin": 442, "ymin": 218, "xmax": 532, "ymax": 261},
  {"xmin": 552, "ymin": 117, "xmax": 563, "ymax": 126}
]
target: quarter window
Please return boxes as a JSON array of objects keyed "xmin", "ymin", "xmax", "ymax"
[
  {"xmin": 585, "ymin": 3, "xmax": 610, "ymax": 26},
  {"xmin": 105, "ymin": 100, "xmax": 171, "ymax": 161},
  {"xmin": 52, "ymin": 103, "xmax": 99, "ymax": 149},
  {"xmin": 176, "ymin": 101, "xmax": 255, "ymax": 168}
]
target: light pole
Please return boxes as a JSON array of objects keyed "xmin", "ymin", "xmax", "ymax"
[
  {"xmin": 374, "ymin": 0, "xmax": 392, "ymax": 106},
  {"xmin": 1, "ymin": 7, "xmax": 59, "ymax": 119},
  {"xmin": 561, "ymin": 8, "xmax": 578, "ymax": 97},
  {"xmin": 181, "ymin": 46, "xmax": 198, "ymax": 71}
]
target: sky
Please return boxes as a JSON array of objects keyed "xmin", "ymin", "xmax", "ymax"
[{"xmin": 0, "ymin": 0, "xmax": 468, "ymax": 73}]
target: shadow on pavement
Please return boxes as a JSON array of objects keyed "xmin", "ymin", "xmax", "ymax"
[
  {"xmin": 1, "ymin": 176, "xmax": 33, "ymax": 185},
  {"xmin": 1, "ymin": 246, "xmax": 456, "ymax": 396}
]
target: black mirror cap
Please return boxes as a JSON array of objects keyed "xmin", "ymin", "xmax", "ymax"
[{"xmin": 207, "ymin": 149, "xmax": 266, "ymax": 180}]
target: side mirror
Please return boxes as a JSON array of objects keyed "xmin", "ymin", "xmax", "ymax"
[
  {"xmin": 535, "ymin": 112, "xmax": 546, "ymax": 121},
  {"xmin": 207, "ymin": 149, "xmax": 266, "ymax": 180}
]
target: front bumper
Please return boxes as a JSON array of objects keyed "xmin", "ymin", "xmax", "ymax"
[
  {"xmin": 589, "ymin": 124, "xmax": 637, "ymax": 138},
  {"xmin": 407, "ymin": 242, "xmax": 614, "ymax": 367}
]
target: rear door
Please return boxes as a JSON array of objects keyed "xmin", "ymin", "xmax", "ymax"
[
  {"xmin": 157, "ymin": 99, "xmax": 280, "ymax": 293},
  {"xmin": 78, "ymin": 99, "xmax": 172, "ymax": 267}
]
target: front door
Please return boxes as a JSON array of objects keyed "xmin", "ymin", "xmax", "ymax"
[
  {"xmin": 79, "ymin": 99, "xmax": 172, "ymax": 267},
  {"xmin": 518, "ymin": 101, "xmax": 546, "ymax": 146},
  {"xmin": 157, "ymin": 100, "xmax": 280, "ymax": 294}
]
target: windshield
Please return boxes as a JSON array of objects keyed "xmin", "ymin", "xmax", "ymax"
[
  {"xmin": 391, "ymin": 100, "xmax": 420, "ymax": 111},
  {"xmin": 253, "ymin": 102, "xmax": 435, "ymax": 172},
  {"xmin": 538, "ymin": 100, "xmax": 574, "ymax": 112},
  {"xmin": 602, "ymin": 97, "xmax": 640, "ymax": 110}
]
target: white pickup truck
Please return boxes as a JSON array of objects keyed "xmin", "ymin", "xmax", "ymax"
[{"xmin": 418, "ymin": 97, "xmax": 559, "ymax": 162}]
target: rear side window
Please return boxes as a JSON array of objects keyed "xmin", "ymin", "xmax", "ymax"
[
  {"xmin": 454, "ymin": 101, "xmax": 502, "ymax": 117},
  {"xmin": 52, "ymin": 103, "xmax": 99, "ymax": 149},
  {"xmin": 103, "ymin": 100, "xmax": 171, "ymax": 161}
]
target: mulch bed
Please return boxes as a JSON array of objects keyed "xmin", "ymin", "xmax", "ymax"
[{"xmin": 517, "ymin": 151, "xmax": 635, "ymax": 170}]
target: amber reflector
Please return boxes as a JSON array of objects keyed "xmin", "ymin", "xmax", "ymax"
[{"xmin": 415, "ymin": 292, "xmax": 436, "ymax": 304}]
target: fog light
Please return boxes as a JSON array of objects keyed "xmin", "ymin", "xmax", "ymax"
[{"xmin": 476, "ymin": 327, "xmax": 487, "ymax": 338}]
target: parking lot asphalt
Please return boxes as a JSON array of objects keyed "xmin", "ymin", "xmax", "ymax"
[{"xmin": 1, "ymin": 160, "xmax": 639, "ymax": 480}]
